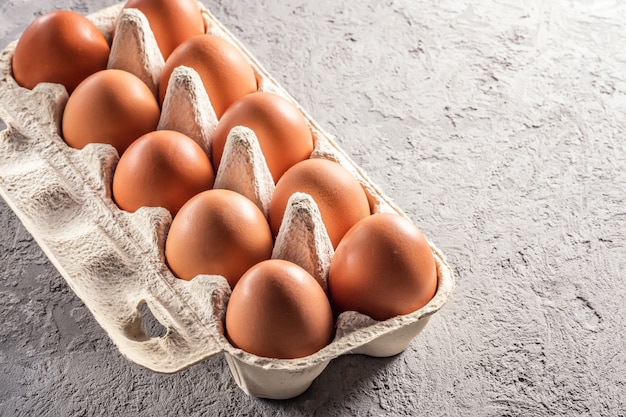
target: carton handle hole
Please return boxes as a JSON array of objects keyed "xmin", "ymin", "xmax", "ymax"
[{"xmin": 138, "ymin": 300, "xmax": 168, "ymax": 339}]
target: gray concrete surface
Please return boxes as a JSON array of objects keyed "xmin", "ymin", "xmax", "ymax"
[{"xmin": 1, "ymin": 0, "xmax": 625, "ymax": 415}]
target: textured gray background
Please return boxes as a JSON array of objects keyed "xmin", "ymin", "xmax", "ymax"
[{"xmin": 1, "ymin": 0, "xmax": 625, "ymax": 415}]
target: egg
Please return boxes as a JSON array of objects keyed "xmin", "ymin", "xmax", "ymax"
[
  {"xmin": 62, "ymin": 69, "xmax": 160, "ymax": 155},
  {"xmin": 212, "ymin": 92, "xmax": 314, "ymax": 183},
  {"xmin": 123, "ymin": 0, "xmax": 205, "ymax": 60},
  {"xmin": 225, "ymin": 259, "xmax": 334, "ymax": 359},
  {"xmin": 159, "ymin": 34, "xmax": 257, "ymax": 118},
  {"xmin": 11, "ymin": 10, "xmax": 110, "ymax": 94},
  {"xmin": 328, "ymin": 213, "xmax": 438, "ymax": 321},
  {"xmin": 112, "ymin": 130, "xmax": 214, "ymax": 216},
  {"xmin": 269, "ymin": 158, "xmax": 370, "ymax": 248},
  {"xmin": 165, "ymin": 189, "xmax": 273, "ymax": 288}
]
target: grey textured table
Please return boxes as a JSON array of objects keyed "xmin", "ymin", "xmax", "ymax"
[{"xmin": 1, "ymin": 0, "xmax": 625, "ymax": 415}]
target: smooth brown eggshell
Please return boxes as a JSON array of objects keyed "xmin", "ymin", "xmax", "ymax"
[
  {"xmin": 62, "ymin": 69, "xmax": 160, "ymax": 155},
  {"xmin": 165, "ymin": 189, "xmax": 273, "ymax": 288},
  {"xmin": 11, "ymin": 10, "xmax": 110, "ymax": 94},
  {"xmin": 225, "ymin": 259, "xmax": 334, "ymax": 359},
  {"xmin": 123, "ymin": 0, "xmax": 205, "ymax": 60},
  {"xmin": 328, "ymin": 213, "xmax": 438, "ymax": 321},
  {"xmin": 159, "ymin": 34, "xmax": 257, "ymax": 118},
  {"xmin": 269, "ymin": 158, "xmax": 370, "ymax": 248},
  {"xmin": 212, "ymin": 91, "xmax": 314, "ymax": 183},
  {"xmin": 112, "ymin": 130, "xmax": 214, "ymax": 216}
]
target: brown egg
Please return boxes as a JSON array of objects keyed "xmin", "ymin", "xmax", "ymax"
[
  {"xmin": 112, "ymin": 130, "xmax": 214, "ymax": 216},
  {"xmin": 123, "ymin": 0, "xmax": 205, "ymax": 60},
  {"xmin": 269, "ymin": 158, "xmax": 370, "ymax": 248},
  {"xmin": 225, "ymin": 259, "xmax": 334, "ymax": 359},
  {"xmin": 212, "ymin": 92, "xmax": 314, "ymax": 183},
  {"xmin": 62, "ymin": 69, "xmax": 160, "ymax": 155},
  {"xmin": 165, "ymin": 189, "xmax": 273, "ymax": 288},
  {"xmin": 11, "ymin": 10, "xmax": 110, "ymax": 94},
  {"xmin": 159, "ymin": 34, "xmax": 257, "ymax": 118},
  {"xmin": 328, "ymin": 213, "xmax": 438, "ymax": 321}
]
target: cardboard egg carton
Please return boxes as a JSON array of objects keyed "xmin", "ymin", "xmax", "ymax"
[{"xmin": 0, "ymin": 2, "xmax": 455, "ymax": 399}]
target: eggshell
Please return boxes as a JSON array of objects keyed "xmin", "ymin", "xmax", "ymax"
[
  {"xmin": 62, "ymin": 69, "xmax": 160, "ymax": 155},
  {"xmin": 328, "ymin": 213, "xmax": 438, "ymax": 321},
  {"xmin": 11, "ymin": 10, "xmax": 110, "ymax": 94},
  {"xmin": 269, "ymin": 158, "xmax": 371, "ymax": 248},
  {"xmin": 159, "ymin": 34, "xmax": 257, "ymax": 118},
  {"xmin": 165, "ymin": 189, "xmax": 273, "ymax": 288},
  {"xmin": 212, "ymin": 91, "xmax": 314, "ymax": 183},
  {"xmin": 112, "ymin": 129, "xmax": 214, "ymax": 216},
  {"xmin": 225, "ymin": 259, "xmax": 334, "ymax": 359},
  {"xmin": 123, "ymin": 0, "xmax": 204, "ymax": 60}
]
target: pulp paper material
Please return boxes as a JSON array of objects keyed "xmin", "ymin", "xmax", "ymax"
[{"xmin": 0, "ymin": 2, "xmax": 454, "ymax": 399}]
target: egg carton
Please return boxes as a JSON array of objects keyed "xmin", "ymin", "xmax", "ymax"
[{"xmin": 0, "ymin": 2, "xmax": 455, "ymax": 400}]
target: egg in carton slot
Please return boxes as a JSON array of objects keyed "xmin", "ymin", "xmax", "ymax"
[{"xmin": 0, "ymin": 1, "xmax": 455, "ymax": 400}]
